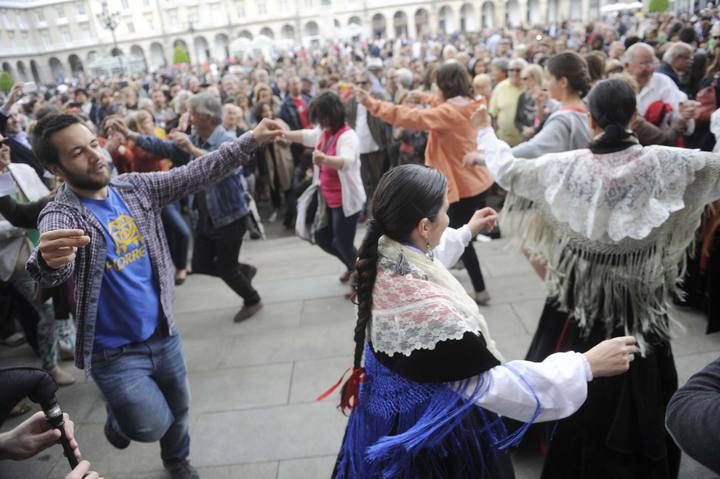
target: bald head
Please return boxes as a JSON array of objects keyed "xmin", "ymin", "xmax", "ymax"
[{"xmin": 623, "ymin": 43, "xmax": 657, "ymax": 89}]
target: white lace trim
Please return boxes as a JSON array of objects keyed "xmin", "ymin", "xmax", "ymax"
[
  {"xmin": 371, "ymin": 294, "xmax": 483, "ymax": 357},
  {"xmin": 537, "ymin": 145, "xmax": 707, "ymax": 242}
]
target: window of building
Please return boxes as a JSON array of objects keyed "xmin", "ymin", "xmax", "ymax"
[
  {"xmin": 77, "ymin": 4, "xmax": 86, "ymax": 15},
  {"xmin": 257, "ymin": 1, "xmax": 267, "ymax": 15},
  {"xmin": 4, "ymin": 12, "xmax": 15, "ymax": 28},
  {"xmin": 8, "ymin": 31, "xmax": 15, "ymax": 42},
  {"xmin": 121, "ymin": 0, "xmax": 130, "ymax": 9},
  {"xmin": 57, "ymin": 6, "xmax": 65, "ymax": 19},
  {"xmin": 40, "ymin": 30, "xmax": 50, "ymax": 49},
  {"xmin": 80, "ymin": 22, "xmax": 91, "ymax": 40},
  {"xmin": 304, "ymin": 0, "xmax": 312, "ymax": 8},
  {"xmin": 143, "ymin": 0, "xmax": 150, "ymax": 5},
  {"xmin": 169, "ymin": 10, "xmax": 178, "ymax": 25},
  {"xmin": 16, "ymin": 12, "xmax": 27, "ymax": 29},
  {"xmin": 126, "ymin": 21, "xmax": 135, "ymax": 33},
  {"xmin": 61, "ymin": 28, "xmax": 71, "ymax": 43},
  {"xmin": 36, "ymin": 10, "xmax": 45, "ymax": 23},
  {"xmin": 145, "ymin": 13, "xmax": 153, "ymax": 29},
  {"xmin": 235, "ymin": 0, "xmax": 245, "ymax": 17}
]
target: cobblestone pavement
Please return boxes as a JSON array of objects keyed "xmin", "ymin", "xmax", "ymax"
[{"xmin": 1, "ymin": 230, "xmax": 719, "ymax": 478}]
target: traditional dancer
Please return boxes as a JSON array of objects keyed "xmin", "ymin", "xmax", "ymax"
[
  {"xmin": 472, "ymin": 78, "xmax": 720, "ymax": 478},
  {"xmin": 329, "ymin": 164, "xmax": 637, "ymax": 479}
]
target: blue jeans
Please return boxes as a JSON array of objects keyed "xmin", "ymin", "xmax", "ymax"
[
  {"xmin": 161, "ymin": 201, "xmax": 191, "ymax": 270},
  {"xmin": 315, "ymin": 207, "xmax": 359, "ymax": 271},
  {"xmin": 91, "ymin": 333, "xmax": 191, "ymax": 464}
]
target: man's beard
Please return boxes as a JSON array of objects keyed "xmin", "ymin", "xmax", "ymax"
[{"xmin": 59, "ymin": 162, "xmax": 111, "ymax": 191}]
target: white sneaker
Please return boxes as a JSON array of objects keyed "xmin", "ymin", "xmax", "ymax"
[{"xmin": 474, "ymin": 290, "xmax": 491, "ymax": 306}]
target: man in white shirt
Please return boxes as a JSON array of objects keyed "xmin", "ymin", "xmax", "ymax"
[
  {"xmin": 346, "ymin": 72, "xmax": 393, "ymax": 214},
  {"xmin": 624, "ymin": 42, "xmax": 694, "ymax": 133}
]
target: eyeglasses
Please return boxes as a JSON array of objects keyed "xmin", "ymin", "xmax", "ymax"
[
  {"xmin": 508, "ymin": 68, "xmax": 522, "ymax": 72},
  {"xmin": 521, "ymin": 77, "xmax": 529, "ymax": 80}
]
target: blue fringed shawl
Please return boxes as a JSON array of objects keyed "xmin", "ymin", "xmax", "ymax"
[{"xmin": 334, "ymin": 345, "xmax": 539, "ymax": 479}]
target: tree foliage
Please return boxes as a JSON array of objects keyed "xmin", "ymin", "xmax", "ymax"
[
  {"xmin": 0, "ymin": 72, "xmax": 14, "ymax": 94},
  {"xmin": 648, "ymin": 0, "xmax": 669, "ymax": 13},
  {"xmin": 173, "ymin": 47, "xmax": 191, "ymax": 65}
]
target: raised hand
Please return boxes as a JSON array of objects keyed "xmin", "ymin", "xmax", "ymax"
[
  {"xmin": 252, "ymin": 118, "xmax": 285, "ymax": 144},
  {"xmin": 39, "ymin": 229, "xmax": 90, "ymax": 269},
  {"xmin": 471, "ymin": 104, "xmax": 491, "ymax": 130},
  {"xmin": 167, "ymin": 131, "xmax": 193, "ymax": 153},
  {"xmin": 3, "ymin": 83, "xmax": 24, "ymax": 110},
  {"xmin": 583, "ymin": 336, "xmax": 638, "ymax": 378},
  {"xmin": 355, "ymin": 88, "xmax": 371, "ymax": 107},
  {"xmin": 467, "ymin": 207, "xmax": 498, "ymax": 236}
]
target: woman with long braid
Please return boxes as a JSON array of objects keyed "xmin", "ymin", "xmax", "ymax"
[{"xmin": 326, "ymin": 164, "xmax": 638, "ymax": 479}]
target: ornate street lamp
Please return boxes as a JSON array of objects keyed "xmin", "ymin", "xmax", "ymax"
[{"xmin": 97, "ymin": 1, "xmax": 123, "ymax": 70}]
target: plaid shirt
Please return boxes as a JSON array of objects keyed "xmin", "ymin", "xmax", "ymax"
[{"xmin": 27, "ymin": 132, "xmax": 257, "ymax": 373}]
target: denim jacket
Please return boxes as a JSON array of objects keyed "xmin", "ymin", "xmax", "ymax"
[
  {"xmin": 135, "ymin": 125, "xmax": 249, "ymax": 229},
  {"xmin": 26, "ymin": 133, "xmax": 257, "ymax": 373}
]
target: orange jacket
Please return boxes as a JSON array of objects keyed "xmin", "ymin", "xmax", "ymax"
[{"xmin": 365, "ymin": 94, "xmax": 493, "ymax": 203}]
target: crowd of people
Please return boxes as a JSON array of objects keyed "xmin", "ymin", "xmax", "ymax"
[{"xmin": 2, "ymin": 5, "xmax": 720, "ymax": 479}]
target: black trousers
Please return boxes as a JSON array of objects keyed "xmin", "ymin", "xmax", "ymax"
[
  {"xmin": 191, "ymin": 217, "xmax": 260, "ymax": 305},
  {"xmin": 447, "ymin": 192, "xmax": 487, "ymax": 293}
]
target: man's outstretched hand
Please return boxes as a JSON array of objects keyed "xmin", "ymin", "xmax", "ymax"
[{"xmin": 252, "ymin": 119, "xmax": 285, "ymax": 144}]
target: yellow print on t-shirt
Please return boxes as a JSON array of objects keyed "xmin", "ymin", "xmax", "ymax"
[{"xmin": 105, "ymin": 214, "xmax": 147, "ymax": 272}]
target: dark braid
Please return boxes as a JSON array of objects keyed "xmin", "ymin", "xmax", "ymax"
[{"xmin": 339, "ymin": 165, "xmax": 447, "ymax": 408}]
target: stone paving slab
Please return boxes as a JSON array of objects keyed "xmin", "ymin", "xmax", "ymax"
[{"xmin": 1, "ymin": 236, "xmax": 719, "ymax": 479}]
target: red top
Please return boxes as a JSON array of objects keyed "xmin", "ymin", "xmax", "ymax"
[
  {"xmin": 318, "ymin": 125, "xmax": 350, "ymax": 209},
  {"xmin": 294, "ymin": 97, "xmax": 311, "ymax": 129}
]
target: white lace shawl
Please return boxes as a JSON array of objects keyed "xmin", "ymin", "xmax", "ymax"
[
  {"xmin": 482, "ymin": 133, "xmax": 720, "ymax": 353},
  {"xmin": 516, "ymin": 144, "xmax": 708, "ymax": 242},
  {"xmin": 712, "ymin": 109, "xmax": 720, "ymax": 154},
  {"xmin": 369, "ymin": 236, "xmax": 503, "ymax": 360}
]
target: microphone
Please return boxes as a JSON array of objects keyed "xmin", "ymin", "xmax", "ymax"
[{"xmin": 0, "ymin": 367, "xmax": 79, "ymax": 470}]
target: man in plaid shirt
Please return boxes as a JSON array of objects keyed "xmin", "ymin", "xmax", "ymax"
[{"xmin": 26, "ymin": 113, "xmax": 283, "ymax": 479}]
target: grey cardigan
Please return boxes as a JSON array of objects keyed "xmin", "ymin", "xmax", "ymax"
[{"xmin": 511, "ymin": 110, "xmax": 592, "ymax": 158}]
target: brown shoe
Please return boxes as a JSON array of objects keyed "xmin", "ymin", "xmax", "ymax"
[{"xmin": 234, "ymin": 302, "xmax": 263, "ymax": 323}]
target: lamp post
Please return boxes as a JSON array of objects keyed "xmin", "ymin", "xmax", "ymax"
[{"xmin": 97, "ymin": 1, "xmax": 123, "ymax": 72}]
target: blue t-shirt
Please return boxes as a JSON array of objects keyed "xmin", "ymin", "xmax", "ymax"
[{"xmin": 81, "ymin": 187, "xmax": 160, "ymax": 350}]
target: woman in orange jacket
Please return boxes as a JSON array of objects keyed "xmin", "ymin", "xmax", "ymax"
[{"xmin": 356, "ymin": 62, "xmax": 494, "ymax": 304}]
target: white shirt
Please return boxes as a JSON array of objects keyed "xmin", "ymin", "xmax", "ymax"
[
  {"xmin": 434, "ymin": 225, "xmax": 473, "ymax": 268},
  {"xmin": 355, "ymin": 104, "xmax": 381, "ymax": 155},
  {"xmin": 302, "ymin": 127, "xmax": 367, "ymax": 217},
  {"xmin": 636, "ymin": 73, "xmax": 692, "ymax": 132},
  {"xmin": 434, "ymin": 225, "xmax": 592, "ymax": 422},
  {"xmin": 459, "ymin": 351, "xmax": 593, "ymax": 422}
]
